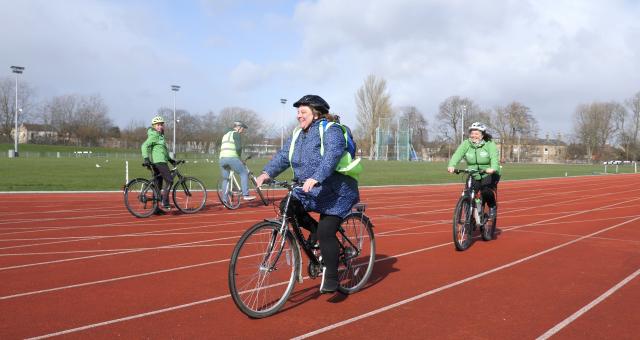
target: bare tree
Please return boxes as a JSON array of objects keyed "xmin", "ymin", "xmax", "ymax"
[
  {"xmin": 355, "ymin": 74, "xmax": 392, "ymax": 159},
  {"xmin": 435, "ymin": 96, "xmax": 481, "ymax": 145},
  {"xmin": 42, "ymin": 94, "xmax": 113, "ymax": 146},
  {"xmin": 0, "ymin": 77, "xmax": 35, "ymax": 139},
  {"xmin": 397, "ymin": 106, "xmax": 429, "ymax": 149},
  {"xmin": 624, "ymin": 92, "xmax": 640, "ymax": 160},
  {"xmin": 215, "ymin": 107, "xmax": 268, "ymax": 148},
  {"xmin": 490, "ymin": 101, "xmax": 538, "ymax": 161},
  {"xmin": 573, "ymin": 101, "xmax": 625, "ymax": 161}
]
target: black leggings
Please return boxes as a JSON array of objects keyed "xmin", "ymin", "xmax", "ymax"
[
  {"xmin": 152, "ymin": 163, "xmax": 173, "ymax": 204},
  {"xmin": 472, "ymin": 174, "xmax": 500, "ymax": 208},
  {"xmin": 281, "ymin": 197, "xmax": 342, "ymax": 280}
]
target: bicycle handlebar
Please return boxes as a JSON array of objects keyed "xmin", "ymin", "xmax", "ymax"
[
  {"xmin": 264, "ymin": 179, "xmax": 303, "ymax": 191},
  {"xmin": 453, "ymin": 168, "xmax": 486, "ymax": 175}
]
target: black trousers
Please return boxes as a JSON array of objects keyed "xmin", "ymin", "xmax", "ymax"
[
  {"xmin": 152, "ymin": 163, "xmax": 173, "ymax": 205},
  {"xmin": 281, "ymin": 197, "xmax": 342, "ymax": 280},
  {"xmin": 472, "ymin": 173, "xmax": 500, "ymax": 208}
]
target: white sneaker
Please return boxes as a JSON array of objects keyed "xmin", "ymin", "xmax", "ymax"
[{"xmin": 242, "ymin": 195, "xmax": 256, "ymax": 201}]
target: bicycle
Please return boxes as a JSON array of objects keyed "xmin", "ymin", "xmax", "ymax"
[
  {"xmin": 228, "ymin": 180, "xmax": 376, "ymax": 318},
  {"xmin": 452, "ymin": 169, "xmax": 498, "ymax": 251},
  {"xmin": 123, "ymin": 160, "xmax": 207, "ymax": 218},
  {"xmin": 216, "ymin": 156, "xmax": 269, "ymax": 209}
]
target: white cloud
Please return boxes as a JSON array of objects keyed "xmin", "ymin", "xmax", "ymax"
[{"xmin": 270, "ymin": 0, "xmax": 640, "ymax": 136}]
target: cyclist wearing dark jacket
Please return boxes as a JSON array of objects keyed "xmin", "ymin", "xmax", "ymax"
[
  {"xmin": 256, "ymin": 95, "xmax": 359, "ymax": 294},
  {"xmin": 447, "ymin": 122, "xmax": 501, "ymax": 216},
  {"xmin": 141, "ymin": 115, "xmax": 176, "ymax": 209}
]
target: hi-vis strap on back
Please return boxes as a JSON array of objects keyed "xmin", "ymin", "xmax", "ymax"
[
  {"xmin": 288, "ymin": 122, "xmax": 363, "ymax": 180},
  {"xmin": 219, "ymin": 131, "xmax": 239, "ymax": 158}
]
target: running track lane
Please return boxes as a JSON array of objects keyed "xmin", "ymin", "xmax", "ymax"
[{"xmin": 0, "ymin": 176, "xmax": 637, "ymax": 336}]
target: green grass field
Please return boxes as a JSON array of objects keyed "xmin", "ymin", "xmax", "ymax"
[{"xmin": 1, "ymin": 154, "xmax": 634, "ymax": 191}]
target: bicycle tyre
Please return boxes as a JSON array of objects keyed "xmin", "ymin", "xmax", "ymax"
[
  {"xmin": 228, "ymin": 221, "xmax": 300, "ymax": 318},
  {"xmin": 251, "ymin": 176, "xmax": 269, "ymax": 206},
  {"xmin": 337, "ymin": 212, "xmax": 376, "ymax": 294},
  {"xmin": 217, "ymin": 177, "xmax": 241, "ymax": 210},
  {"xmin": 173, "ymin": 177, "xmax": 207, "ymax": 214},
  {"xmin": 124, "ymin": 178, "xmax": 158, "ymax": 218},
  {"xmin": 453, "ymin": 196, "xmax": 473, "ymax": 251}
]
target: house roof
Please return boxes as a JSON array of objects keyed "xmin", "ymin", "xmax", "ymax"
[{"xmin": 22, "ymin": 123, "xmax": 55, "ymax": 131}]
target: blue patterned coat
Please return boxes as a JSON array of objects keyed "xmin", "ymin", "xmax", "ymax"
[{"xmin": 263, "ymin": 119, "xmax": 359, "ymax": 218}]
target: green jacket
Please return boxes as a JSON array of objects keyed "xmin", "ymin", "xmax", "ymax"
[
  {"xmin": 448, "ymin": 139, "xmax": 501, "ymax": 179},
  {"xmin": 141, "ymin": 128, "xmax": 171, "ymax": 164}
]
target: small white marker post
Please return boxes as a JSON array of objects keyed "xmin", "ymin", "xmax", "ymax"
[
  {"xmin": 635, "ymin": 161, "xmax": 637, "ymax": 173},
  {"xmin": 125, "ymin": 161, "xmax": 129, "ymax": 184}
]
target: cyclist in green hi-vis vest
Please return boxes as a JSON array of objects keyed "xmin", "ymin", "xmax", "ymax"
[
  {"xmin": 447, "ymin": 122, "xmax": 502, "ymax": 217},
  {"xmin": 219, "ymin": 121, "xmax": 255, "ymax": 201}
]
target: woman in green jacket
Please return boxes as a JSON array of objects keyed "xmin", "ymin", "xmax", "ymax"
[
  {"xmin": 141, "ymin": 115, "xmax": 176, "ymax": 210},
  {"xmin": 447, "ymin": 122, "xmax": 501, "ymax": 216}
]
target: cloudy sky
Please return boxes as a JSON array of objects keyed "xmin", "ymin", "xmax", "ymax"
[{"xmin": 1, "ymin": 0, "xmax": 639, "ymax": 138}]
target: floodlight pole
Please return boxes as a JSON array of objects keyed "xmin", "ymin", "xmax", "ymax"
[
  {"xmin": 11, "ymin": 66, "xmax": 24, "ymax": 157},
  {"xmin": 460, "ymin": 104, "xmax": 466, "ymax": 144},
  {"xmin": 280, "ymin": 98, "xmax": 287, "ymax": 148},
  {"xmin": 171, "ymin": 85, "xmax": 180, "ymax": 158}
]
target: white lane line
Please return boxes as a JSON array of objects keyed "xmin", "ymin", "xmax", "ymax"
[
  {"xmin": 4, "ymin": 190, "xmax": 637, "ymax": 300},
  {"xmin": 0, "ymin": 235, "xmax": 240, "ymax": 271},
  {"xmin": 0, "ymin": 258, "xmax": 231, "ymax": 301},
  {"xmin": 21, "ymin": 213, "xmax": 640, "ymax": 338},
  {"xmin": 536, "ymin": 268, "xmax": 640, "ymax": 340},
  {"xmin": 291, "ymin": 215, "xmax": 640, "ymax": 339},
  {"xmin": 0, "ymin": 243, "xmax": 239, "ymax": 257}
]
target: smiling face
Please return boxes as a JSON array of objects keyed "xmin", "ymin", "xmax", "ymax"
[
  {"xmin": 153, "ymin": 122, "xmax": 165, "ymax": 133},
  {"xmin": 469, "ymin": 129, "xmax": 483, "ymax": 143},
  {"xmin": 297, "ymin": 106, "xmax": 316, "ymax": 130}
]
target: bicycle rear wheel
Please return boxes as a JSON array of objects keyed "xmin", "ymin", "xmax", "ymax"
[
  {"xmin": 251, "ymin": 176, "xmax": 269, "ymax": 206},
  {"xmin": 453, "ymin": 196, "xmax": 473, "ymax": 251},
  {"xmin": 173, "ymin": 177, "xmax": 207, "ymax": 214},
  {"xmin": 337, "ymin": 212, "xmax": 376, "ymax": 294},
  {"xmin": 217, "ymin": 175, "xmax": 241, "ymax": 209},
  {"xmin": 124, "ymin": 178, "xmax": 158, "ymax": 218},
  {"xmin": 228, "ymin": 221, "xmax": 300, "ymax": 318}
]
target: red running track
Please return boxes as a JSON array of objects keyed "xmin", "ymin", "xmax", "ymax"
[{"xmin": 0, "ymin": 174, "xmax": 638, "ymax": 339}]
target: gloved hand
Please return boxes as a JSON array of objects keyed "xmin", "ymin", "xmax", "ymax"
[
  {"xmin": 143, "ymin": 157, "xmax": 151, "ymax": 167},
  {"xmin": 169, "ymin": 159, "xmax": 177, "ymax": 166}
]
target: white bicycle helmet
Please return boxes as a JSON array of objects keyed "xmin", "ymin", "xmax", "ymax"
[
  {"xmin": 151, "ymin": 115, "xmax": 165, "ymax": 125},
  {"xmin": 468, "ymin": 122, "xmax": 487, "ymax": 132}
]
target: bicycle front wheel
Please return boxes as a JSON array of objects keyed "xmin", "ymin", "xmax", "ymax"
[
  {"xmin": 173, "ymin": 177, "xmax": 207, "ymax": 214},
  {"xmin": 338, "ymin": 212, "xmax": 376, "ymax": 294},
  {"xmin": 124, "ymin": 178, "xmax": 158, "ymax": 218},
  {"xmin": 217, "ymin": 176, "xmax": 241, "ymax": 210},
  {"xmin": 453, "ymin": 196, "xmax": 473, "ymax": 251},
  {"xmin": 228, "ymin": 221, "xmax": 300, "ymax": 318}
]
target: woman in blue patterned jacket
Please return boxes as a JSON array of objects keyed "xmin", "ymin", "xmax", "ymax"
[{"xmin": 256, "ymin": 94, "xmax": 359, "ymax": 294}]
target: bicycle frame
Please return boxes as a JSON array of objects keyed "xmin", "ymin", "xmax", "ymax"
[
  {"xmin": 458, "ymin": 170, "xmax": 485, "ymax": 227},
  {"xmin": 261, "ymin": 182, "xmax": 364, "ymax": 276}
]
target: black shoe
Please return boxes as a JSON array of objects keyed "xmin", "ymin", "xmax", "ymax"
[
  {"xmin": 306, "ymin": 233, "xmax": 319, "ymax": 249},
  {"xmin": 319, "ymin": 268, "xmax": 339, "ymax": 294}
]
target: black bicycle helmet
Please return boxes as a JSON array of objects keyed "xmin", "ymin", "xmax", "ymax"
[{"xmin": 293, "ymin": 95, "xmax": 330, "ymax": 114}]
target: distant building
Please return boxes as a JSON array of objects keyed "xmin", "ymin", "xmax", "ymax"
[
  {"xmin": 10, "ymin": 123, "xmax": 58, "ymax": 144},
  {"xmin": 500, "ymin": 134, "xmax": 567, "ymax": 163}
]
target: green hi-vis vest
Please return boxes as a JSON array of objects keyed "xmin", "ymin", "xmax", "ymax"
[
  {"xmin": 219, "ymin": 130, "xmax": 239, "ymax": 158},
  {"xmin": 288, "ymin": 122, "xmax": 363, "ymax": 181}
]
